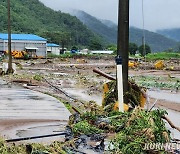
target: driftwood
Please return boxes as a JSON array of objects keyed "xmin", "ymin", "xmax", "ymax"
[
  {"xmin": 12, "ymin": 79, "xmax": 30, "ymax": 84},
  {"xmin": 162, "ymin": 116, "xmax": 180, "ymax": 132},
  {"xmin": 93, "ymin": 68, "xmax": 116, "ymax": 81}
]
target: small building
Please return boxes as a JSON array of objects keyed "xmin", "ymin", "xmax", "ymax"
[
  {"xmin": 90, "ymin": 50, "xmax": 114, "ymax": 54},
  {"xmin": 0, "ymin": 33, "xmax": 47, "ymax": 57},
  {"xmin": 47, "ymin": 43, "xmax": 60, "ymax": 55}
]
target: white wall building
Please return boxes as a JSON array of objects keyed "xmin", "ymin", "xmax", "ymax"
[
  {"xmin": 0, "ymin": 33, "xmax": 47, "ymax": 57},
  {"xmin": 47, "ymin": 43, "xmax": 60, "ymax": 55}
]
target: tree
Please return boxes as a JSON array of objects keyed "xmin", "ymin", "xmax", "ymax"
[
  {"xmin": 139, "ymin": 44, "xmax": 151, "ymax": 56},
  {"xmin": 42, "ymin": 31, "xmax": 70, "ymax": 54},
  {"xmin": 107, "ymin": 44, "xmax": 117, "ymax": 54},
  {"xmin": 88, "ymin": 38, "xmax": 103, "ymax": 50},
  {"xmin": 129, "ymin": 43, "xmax": 138, "ymax": 55}
]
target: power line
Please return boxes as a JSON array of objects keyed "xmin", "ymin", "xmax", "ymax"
[{"xmin": 142, "ymin": 0, "xmax": 146, "ymax": 57}]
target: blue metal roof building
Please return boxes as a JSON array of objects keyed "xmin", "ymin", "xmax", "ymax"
[
  {"xmin": 47, "ymin": 43, "xmax": 59, "ymax": 47},
  {"xmin": 0, "ymin": 33, "xmax": 47, "ymax": 57},
  {"xmin": 47, "ymin": 43, "xmax": 61, "ymax": 55},
  {"xmin": 0, "ymin": 33, "xmax": 47, "ymax": 41}
]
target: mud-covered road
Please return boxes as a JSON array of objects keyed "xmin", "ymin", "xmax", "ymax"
[{"xmin": 0, "ymin": 79, "xmax": 70, "ymax": 143}]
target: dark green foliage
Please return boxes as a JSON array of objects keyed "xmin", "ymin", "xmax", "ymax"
[
  {"xmin": 0, "ymin": 0, "xmax": 101, "ymax": 47},
  {"xmin": 88, "ymin": 38, "xmax": 103, "ymax": 50},
  {"xmin": 109, "ymin": 109, "xmax": 170, "ymax": 154},
  {"xmin": 139, "ymin": 44, "xmax": 151, "ymax": 56},
  {"xmin": 72, "ymin": 120, "xmax": 103, "ymax": 136},
  {"xmin": 107, "ymin": 44, "xmax": 117, "ymax": 54},
  {"xmin": 71, "ymin": 10, "xmax": 117, "ymax": 44},
  {"xmin": 146, "ymin": 52, "xmax": 180, "ymax": 60},
  {"xmin": 129, "ymin": 42, "xmax": 138, "ymax": 55}
]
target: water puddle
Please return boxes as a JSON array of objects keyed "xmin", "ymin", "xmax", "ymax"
[
  {"xmin": 148, "ymin": 90, "xmax": 180, "ymax": 103},
  {"xmin": 153, "ymin": 107, "xmax": 180, "ymax": 139},
  {"xmin": 64, "ymin": 88, "xmax": 103, "ymax": 105}
]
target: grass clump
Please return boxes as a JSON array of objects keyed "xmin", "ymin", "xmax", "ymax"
[
  {"xmin": 146, "ymin": 52, "xmax": 180, "ymax": 60},
  {"xmin": 72, "ymin": 120, "xmax": 104, "ymax": 136},
  {"xmin": 0, "ymin": 139, "xmax": 66, "ymax": 154},
  {"xmin": 33, "ymin": 74, "xmax": 43, "ymax": 81},
  {"xmin": 109, "ymin": 108, "xmax": 170, "ymax": 154}
]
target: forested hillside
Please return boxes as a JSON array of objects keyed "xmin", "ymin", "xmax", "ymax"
[
  {"xmin": 71, "ymin": 10, "xmax": 117, "ymax": 44},
  {"xmin": 130, "ymin": 27, "xmax": 177, "ymax": 52},
  {"xmin": 0, "ymin": 0, "xmax": 101, "ymax": 47},
  {"xmin": 157, "ymin": 28, "xmax": 180, "ymax": 42},
  {"xmin": 71, "ymin": 10, "xmax": 178, "ymax": 52}
]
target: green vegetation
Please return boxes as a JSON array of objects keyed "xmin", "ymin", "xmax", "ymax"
[
  {"xmin": 131, "ymin": 75, "xmax": 180, "ymax": 90},
  {"xmin": 130, "ymin": 27, "xmax": 178, "ymax": 52},
  {"xmin": 33, "ymin": 74, "xmax": 43, "ymax": 81},
  {"xmin": 72, "ymin": 120, "xmax": 104, "ymax": 136},
  {"xmin": 71, "ymin": 10, "xmax": 117, "ymax": 45},
  {"xmin": 129, "ymin": 43, "xmax": 138, "ymax": 55},
  {"xmin": 139, "ymin": 44, "xmax": 151, "ymax": 56},
  {"xmin": 47, "ymin": 53, "xmax": 74, "ymax": 59},
  {"xmin": 72, "ymin": 10, "xmax": 178, "ymax": 51},
  {"xmin": 146, "ymin": 52, "xmax": 180, "ymax": 60},
  {"xmin": 110, "ymin": 109, "xmax": 169, "ymax": 153},
  {"xmin": 0, "ymin": 139, "xmax": 66, "ymax": 154},
  {"xmin": 68, "ymin": 108, "xmax": 170, "ymax": 153},
  {"xmin": 0, "ymin": 0, "xmax": 102, "ymax": 48}
]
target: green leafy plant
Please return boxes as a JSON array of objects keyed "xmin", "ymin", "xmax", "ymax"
[{"xmin": 72, "ymin": 120, "xmax": 103, "ymax": 135}]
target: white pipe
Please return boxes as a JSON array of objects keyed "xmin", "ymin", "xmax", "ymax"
[{"xmin": 117, "ymin": 64, "xmax": 124, "ymax": 112}]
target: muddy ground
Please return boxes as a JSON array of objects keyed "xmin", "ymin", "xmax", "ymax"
[
  {"xmin": 0, "ymin": 56, "xmax": 180, "ymax": 141},
  {"xmin": 2, "ymin": 56, "xmax": 179, "ymax": 110}
]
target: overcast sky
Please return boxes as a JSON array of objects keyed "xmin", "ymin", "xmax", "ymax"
[{"xmin": 40, "ymin": 0, "xmax": 180, "ymax": 32}]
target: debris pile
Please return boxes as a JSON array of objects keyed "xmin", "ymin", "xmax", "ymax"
[
  {"xmin": 64, "ymin": 107, "xmax": 173, "ymax": 153},
  {"xmin": 102, "ymin": 80, "xmax": 146, "ymax": 112}
]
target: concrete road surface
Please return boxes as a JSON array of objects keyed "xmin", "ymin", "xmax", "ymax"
[{"xmin": 0, "ymin": 79, "xmax": 71, "ymax": 143}]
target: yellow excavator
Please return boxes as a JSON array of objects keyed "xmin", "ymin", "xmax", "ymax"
[
  {"xmin": 5, "ymin": 50, "xmax": 28, "ymax": 59},
  {"xmin": 5, "ymin": 50, "xmax": 43, "ymax": 59}
]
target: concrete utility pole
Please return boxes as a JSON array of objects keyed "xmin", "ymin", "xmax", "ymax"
[
  {"xmin": 117, "ymin": 0, "xmax": 129, "ymax": 94},
  {"xmin": 7, "ymin": 0, "xmax": 13, "ymax": 74}
]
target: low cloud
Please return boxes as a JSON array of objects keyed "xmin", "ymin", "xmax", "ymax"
[{"xmin": 40, "ymin": 0, "xmax": 180, "ymax": 31}]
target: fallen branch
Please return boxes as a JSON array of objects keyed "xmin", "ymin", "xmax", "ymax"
[
  {"xmin": 12, "ymin": 79, "xmax": 30, "ymax": 84},
  {"xmin": 93, "ymin": 68, "xmax": 116, "ymax": 81},
  {"xmin": 162, "ymin": 116, "xmax": 180, "ymax": 132},
  {"xmin": 43, "ymin": 77, "xmax": 76, "ymax": 101}
]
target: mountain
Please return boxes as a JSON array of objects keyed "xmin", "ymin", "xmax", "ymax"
[
  {"xmin": 157, "ymin": 28, "xmax": 180, "ymax": 42},
  {"xmin": 0, "ymin": 0, "xmax": 100, "ymax": 47},
  {"xmin": 70, "ymin": 10, "xmax": 178, "ymax": 52},
  {"xmin": 129, "ymin": 27, "xmax": 177, "ymax": 52},
  {"xmin": 71, "ymin": 10, "xmax": 117, "ymax": 44}
]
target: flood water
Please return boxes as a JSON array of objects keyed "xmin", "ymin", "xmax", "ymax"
[{"xmin": 148, "ymin": 90, "xmax": 180, "ymax": 103}]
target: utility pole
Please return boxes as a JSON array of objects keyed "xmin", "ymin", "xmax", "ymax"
[
  {"xmin": 7, "ymin": 0, "xmax": 13, "ymax": 74},
  {"xmin": 117, "ymin": 0, "xmax": 129, "ymax": 94}
]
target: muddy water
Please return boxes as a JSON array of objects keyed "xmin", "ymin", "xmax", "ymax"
[
  {"xmin": 148, "ymin": 90, "xmax": 180, "ymax": 103},
  {"xmin": 165, "ymin": 109, "xmax": 180, "ymax": 139},
  {"xmin": 65, "ymin": 88, "xmax": 102, "ymax": 105},
  {"xmin": 0, "ymin": 79, "xmax": 71, "ymax": 142}
]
